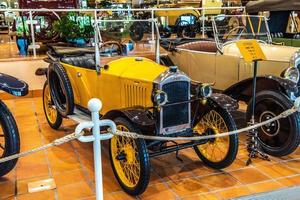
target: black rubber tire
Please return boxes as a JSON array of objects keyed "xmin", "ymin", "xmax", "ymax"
[
  {"xmin": 194, "ymin": 106, "xmax": 238, "ymax": 169},
  {"xmin": 0, "ymin": 100, "xmax": 20, "ymax": 177},
  {"xmin": 42, "ymin": 81, "xmax": 62, "ymax": 130},
  {"xmin": 246, "ymin": 90, "xmax": 300, "ymax": 157},
  {"xmin": 129, "ymin": 22, "xmax": 144, "ymax": 42},
  {"xmin": 109, "ymin": 117, "xmax": 150, "ymax": 196},
  {"xmin": 48, "ymin": 63, "xmax": 74, "ymax": 117}
]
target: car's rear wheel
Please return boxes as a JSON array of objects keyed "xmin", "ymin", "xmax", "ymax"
[
  {"xmin": 193, "ymin": 107, "xmax": 238, "ymax": 169},
  {"xmin": 0, "ymin": 100, "xmax": 20, "ymax": 177},
  {"xmin": 43, "ymin": 81, "xmax": 62, "ymax": 130},
  {"xmin": 246, "ymin": 90, "xmax": 300, "ymax": 157},
  {"xmin": 48, "ymin": 63, "xmax": 74, "ymax": 117},
  {"xmin": 109, "ymin": 117, "xmax": 150, "ymax": 196}
]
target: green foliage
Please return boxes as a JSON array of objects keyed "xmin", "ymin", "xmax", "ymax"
[{"xmin": 53, "ymin": 12, "xmax": 94, "ymax": 41}]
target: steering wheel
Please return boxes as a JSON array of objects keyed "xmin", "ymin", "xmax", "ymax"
[
  {"xmin": 100, "ymin": 41, "xmax": 124, "ymax": 56},
  {"xmin": 224, "ymin": 26, "xmax": 247, "ymax": 40}
]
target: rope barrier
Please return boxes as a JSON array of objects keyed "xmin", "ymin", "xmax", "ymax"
[
  {"xmin": 111, "ymin": 107, "xmax": 298, "ymax": 141},
  {"xmin": 0, "ymin": 99, "xmax": 299, "ymax": 164},
  {"xmin": 0, "ymin": 131, "xmax": 84, "ymax": 164}
]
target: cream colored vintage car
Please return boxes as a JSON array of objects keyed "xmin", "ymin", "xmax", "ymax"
[{"xmin": 161, "ymin": 15, "xmax": 300, "ymax": 157}]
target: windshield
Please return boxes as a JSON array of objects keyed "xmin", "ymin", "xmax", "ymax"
[{"xmin": 212, "ymin": 15, "xmax": 272, "ymax": 47}]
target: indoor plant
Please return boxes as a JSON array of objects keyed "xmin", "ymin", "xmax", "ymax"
[{"xmin": 53, "ymin": 12, "xmax": 93, "ymax": 46}]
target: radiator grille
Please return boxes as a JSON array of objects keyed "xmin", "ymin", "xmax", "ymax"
[
  {"xmin": 162, "ymin": 81, "xmax": 189, "ymax": 128},
  {"xmin": 124, "ymin": 83, "xmax": 147, "ymax": 107}
]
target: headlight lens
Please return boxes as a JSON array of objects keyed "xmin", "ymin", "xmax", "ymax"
[
  {"xmin": 290, "ymin": 50, "xmax": 300, "ymax": 68},
  {"xmin": 154, "ymin": 90, "xmax": 168, "ymax": 106},
  {"xmin": 284, "ymin": 67, "xmax": 299, "ymax": 83},
  {"xmin": 200, "ymin": 84, "xmax": 213, "ymax": 98}
]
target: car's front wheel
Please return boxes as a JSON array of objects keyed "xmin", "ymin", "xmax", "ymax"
[
  {"xmin": 246, "ymin": 90, "xmax": 300, "ymax": 157},
  {"xmin": 109, "ymin": 117, "xmax": 150, "ymax": 196},
  {"xmin": 43, "ymin": 81, "xmax": 62, "ymax": 130},
  {"xmin": 193, "ymin": 107, "xmax": 238, "ymax": 169},
  {"xmin": 0, "ymin": 100, "xmax": 20, "ymax": 177}
]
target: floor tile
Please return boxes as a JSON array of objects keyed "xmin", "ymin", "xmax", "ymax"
[
  {"xmin": 276, "ymin": 175, "xmax": 300, "ymax": 187},
  {"xmin": 229, "ymin": 168, "xmax": 271, "ymax": 184},
  {"xmin": 153, "ymin": 165, "xmax": 194, "ymax": 182},
  {"xmin": 217, "ymin": 186, "xmax": 253, "ymax": 199},
  {"xmin": 57, "ymin": 181, "xmax": 94, "ymax": 200},
  {"xmin": 199, "ymin": 173, "xmax": 241, "ymax": 190},
  {"xmin": 167, "ymin": 178, "xmax": 209, "ymax": 197},
  {"xmin": 182, "ymin": 192, "xmax": 220, "ymax": 200},
  {"xmin": 17, "ymin": 190, "xmax": 55, "ymax": 200},
  {"xmin": 0, "ymin": 180, "xmax": 15, "ymax": 199},
  {"xmin": 258, "ymin": 163, "xmax": 298, "ymax": 179},
  {"xmin": 247, "ymin": 180, "xmax": 284, "ymax": 193},
  {"xmin": 139, "ymin": 183, "xmax": 178, "ymax": 200}
]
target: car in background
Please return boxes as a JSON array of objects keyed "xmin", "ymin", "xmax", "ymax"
[
  {"xmin": 246, "ymin": 0, "xmax": 300, "ymax": 47},
  {"xmin": 161, "ymin": 15, "xmax": 300, "ymax": 157}
]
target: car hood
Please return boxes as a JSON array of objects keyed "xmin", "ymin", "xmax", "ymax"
[
  {"xmin": 106, "ymin": 57, "xmax": 167, "ymax": 82},
  {"xmin": 222, "ymin": 42, "xmax": 299, "ymax": 62}
]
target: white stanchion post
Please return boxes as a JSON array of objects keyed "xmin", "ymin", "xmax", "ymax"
[
  {"xmin": 201, "ymin": 9, "xmax": 205, "ymax": 38},
  {"xmin": 151, "ymin": 10, "xmax": 155, "ymax": 43},
  {"xmin": 29, "ymin": 11, "xmax": 36, "ymax": 58},
  {"xmin": 88, "ymin": 98, "xmax": 103, "ymax": 200}
]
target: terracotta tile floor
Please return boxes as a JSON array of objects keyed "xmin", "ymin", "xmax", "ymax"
[{"xmin": 1, "ymin": 97, "xmax": 300, "ymax": 200}]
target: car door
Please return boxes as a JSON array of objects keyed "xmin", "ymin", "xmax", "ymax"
[
  {"xmin": 64, "ymin": 64, "xmax": 98, "ymax": 108},
  {"xmin": 215, "ymin": 54, "xmax": 240, "ymax": 91}
]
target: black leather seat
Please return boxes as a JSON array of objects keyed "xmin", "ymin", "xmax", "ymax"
[{"xmin": 61, "ymin": 55, "xmax": 96, "ymax": 70}]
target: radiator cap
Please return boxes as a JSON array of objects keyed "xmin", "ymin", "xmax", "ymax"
[{"xmin": 169, "ymin": 66, "xmax": 178, "ymax": 73}]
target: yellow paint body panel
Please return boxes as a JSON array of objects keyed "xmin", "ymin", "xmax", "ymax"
[
  {"xmin": 156, "ymin": 7, "xmax": 200, "ymax": 26},
  {"xmin": 62, "ymin": 57, "xmax": 167, "ymax": 115}
]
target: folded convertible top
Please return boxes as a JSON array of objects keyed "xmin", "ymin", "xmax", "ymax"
[
  {"xmin": 48, "ymin": 45, "xmax": 95, "ymax": 58},
  {"xmin": 160, "ymin": 38, "xmax": 214, "ymax": 52}
]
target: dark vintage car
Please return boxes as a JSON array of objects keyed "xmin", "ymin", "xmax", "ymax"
[
  {"xmin": 18, "ymin": 0, "xmax": 78, "ymax": 43},
  {"xmin": 0, "ymin": 73, "xmax": 28, "ymax": 177},
  {"xmin": 246, "ymin": 0, "xmax": 300, "ymax": 47}
]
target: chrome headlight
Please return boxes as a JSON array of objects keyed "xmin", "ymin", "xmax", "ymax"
[
  {"xmin": 284, "ymin": 67, "xmax": 299, "ymax": 83},
  {"xmin": 154, "ymin": 90, "xmax": 168, "ymax": 106},
  {"xmin": 285, "ymin": 50, "xmax": 300, "ymax": 83},
  {"xmin": 290, "ymin": 50, "xmax": 300, "ymax": 68},
  {"xmin": 200, "ymin": 84, "xmax": 213, "ymax": 98}
]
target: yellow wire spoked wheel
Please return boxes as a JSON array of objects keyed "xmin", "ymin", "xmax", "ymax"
[
  {"xmin": 109, "ymin": 117, "xmax": 150, "ymax": 196},
  {"xmin": 0, "ymin": 123, "xmax": 4, "ymax": 157},
  {"xmin": 193, "ymin": 108, "xmax": 238, "ymax": 169},
  {"xmin": 43, "ymin": 82, "xmax": 62, "ymax": 129}
]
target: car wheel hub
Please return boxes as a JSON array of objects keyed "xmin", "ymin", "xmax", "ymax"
[
  {"xmin": 204, "ymin": 128, "xmax": 217, "ymax": 143},
  {"xmin": 259, "ymin": 111, "xmax": 280, "ymax": 137}
]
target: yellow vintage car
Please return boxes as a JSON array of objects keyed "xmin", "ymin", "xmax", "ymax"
[
  {"xmin": 38, "ymin": 43, "xmax": 239, "ymax": 195},
  {"xmin": 130, "ymin": 0, "xmax": 223, "ymax": 41},
  {"xmin": 161, "ymin": 15, "xmax": 300, "ymax": 157}
]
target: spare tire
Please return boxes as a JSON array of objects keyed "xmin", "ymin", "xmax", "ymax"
[{"xmin": 48, "ymin": 63, "xmax": 74, "ymax": 117}]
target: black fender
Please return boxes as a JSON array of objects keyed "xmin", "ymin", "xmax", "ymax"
[
  {"xmin": 223, "ymin": 76, "xmax": 297, "ymax": 102},
  {"xmin": 207, "ymin": 93, "xmax": 239, "ymax": 111},
  {"xmin": 102, "ymin": 108, "xmax": 156, "ymax": 135},
  {"xmin": 0, "ymin": 73, "xmax": 28, "ymax": 96},
  {"xmin": 35, "ymin": 67, "xmax": 48, "ymax": 77},
  {"xmin": 191, "ymin": 93, "xmax": 238, "ymax": 126}
]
